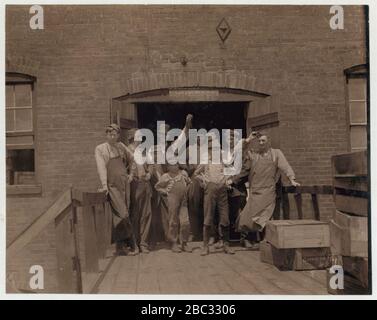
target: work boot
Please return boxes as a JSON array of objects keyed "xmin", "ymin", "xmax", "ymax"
[
  {"xmin": 201, "ymin": 226, "xmax": 211, "ymax": 256},
  {"xmin": 201, "ymin": 246, "xmax": 210, "ymax": 256},
  {"xmin": 223, "ymin": 242, "xmax": 235, "ymax": 254},
  {"xmin": 171, "ymin": 242, "xmax": 182, "ymax": 253},
  {"xmin": 128, "ymin": 246, "xmax": 139, "ymax": 256},
  {"xmin": 140, "ymin": 245, "xmax": 150, "ymax": 254},
  {"xmin": 214, "ymin": 240, "xmax": 224, "ymax": 249},
  {"xmin": 221, "ymin": 225, "xmax": 235, "ymax": 255},
  {"xmin": 128, "ymin": 234, "xmax": 139, "ymax": 256},
  {"xmin": 181, "ymin": 242, "xmax": 192, "ymax": 253},
  {"xmin": 115, "ymin": 242, "xmax": 129, "ymax": 256},
  {"xmin": 241, "ymin": 238, "xmax": 254, "ymax": 249},
  {"xmin": 240, "ymin": 232, "xmax": 253, "ymax": 249}
]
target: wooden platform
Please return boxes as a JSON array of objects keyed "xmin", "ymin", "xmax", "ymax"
[{"xmin": 96, "ymin": 243, "xmax": 329, "ymax": 295}]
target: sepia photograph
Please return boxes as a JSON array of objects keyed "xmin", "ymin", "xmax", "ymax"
[{"xmin": 3, "ymin": 2, "xmax": 371, "ymax": 297}]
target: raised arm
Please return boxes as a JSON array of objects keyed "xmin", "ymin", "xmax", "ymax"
[{"xmin": 170, "ymin": 114, "xmax": 193, "ymax": 151}]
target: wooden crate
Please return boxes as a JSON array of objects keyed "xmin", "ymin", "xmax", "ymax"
[
  {"xmin": 260, "ymin": 241, "xmax": 331, "ymax": 271},
  {"xmin": 334, "ymin": 194, "xmax": 368, "ymax": 217},
  {"xmin": 332, "ymin": 151, "xmax": 369, "ymax": 217},
  {"xmin": 333, "ymin": 175, "xmax": 368, "ymax": 192},
  {"xmin": 329, "ymin": 219, "xmax": 368, "ymax": 257},
  {"xmin": 265, "ymin": 219, "xmax": 330, "ymax": 249},
  {"xmin": 343, "ymin": 256, "xmax": 369, "ymax": 288},
  {"xmin": 260, "ymin": 241, "xmax": 274, "ymax": 265},
  {"xmin": 334, "ymin": 210, "xmax": 368, "ymax": 240},
  {"xmin": 332, "ymin": 151, "xmax": 367, "ymax": 176}
]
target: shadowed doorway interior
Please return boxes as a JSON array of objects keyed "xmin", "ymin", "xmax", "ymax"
[{"xmin": 137, "ymin": 102, "xmax": 248, "ymax": 140}]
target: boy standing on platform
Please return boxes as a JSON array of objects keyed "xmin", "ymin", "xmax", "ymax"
[
  {"xmin": 194, "ymin": 136, "xmax": 235, "ymax": 256},
  {"xmin": 155, "ymin": 161, "xmax": 192, "ymax": 253}
]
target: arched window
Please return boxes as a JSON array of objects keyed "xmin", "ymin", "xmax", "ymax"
[
  {"xmin": 344, "ymin": 64, "xmax": 368, "ymax": 152},
  {"xmin": 6, "ymin": 72, "xmax": 36, "ymax": 186}
]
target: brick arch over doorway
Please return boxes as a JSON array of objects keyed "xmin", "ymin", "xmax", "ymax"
[
  {"xmin": 115, "ymin": 71, "xmax": 275, "ymax": 97},
  {"xmin": 111, "ymin": 71, "xmax": 281, "ymax": 148}
]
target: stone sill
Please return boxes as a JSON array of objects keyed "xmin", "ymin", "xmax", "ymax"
[{"xmin": 7, "ymin": 184, "xmax": 42, "ymax": 196}]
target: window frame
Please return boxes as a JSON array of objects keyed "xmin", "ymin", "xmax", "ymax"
[
  {"xmin": 6, "ymin": 72, "xmax": 41, "ymax": 195},
  {"xmin": 344, "ymin": 64, "xmax": 368, "ymax": 152}
]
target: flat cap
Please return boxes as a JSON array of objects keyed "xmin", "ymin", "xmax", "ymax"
[{"xmin": 106, "ymin": 123, "xmax": 121, "ymax": 133}]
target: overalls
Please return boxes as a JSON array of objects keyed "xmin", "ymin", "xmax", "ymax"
[
  {"xmin": 107, "ymin": 152, "xmax": 135, "ymax": 245},
  {"xmin": 163, "ymin": 175, "xmax": 190, "ymax": 244}
]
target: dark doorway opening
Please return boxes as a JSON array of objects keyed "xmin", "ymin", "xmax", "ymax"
[{"xmin": 137, "ymin": 102, "xmax": 248, "ymax": 139}]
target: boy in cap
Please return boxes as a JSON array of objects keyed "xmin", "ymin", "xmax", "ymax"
[
  {"xmin": 128, "ymin": 128, "xmax": 153, "ymax": 254},
  {"xmin": 155, "ymin": 155, "xmax": 192, "ymax": 253},
  {"xmin": 94, "ymin": 124, "xmax": 138, "ymax": 256},
  {"xmin": 194, "ymin": 135, "xmax": 235, "ymax": 256}
]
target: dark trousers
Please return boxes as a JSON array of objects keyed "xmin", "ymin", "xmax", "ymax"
[
  {"xmin": 130, "ymin": 180, "xmax": 152, "ymax": 248},
  {"xmin": 187, "ymin": 177, "xmax": 204, "ymax": 240},
  {"xmin": 229, "ymin": 195, "xmax": 247, "ymax": 240},
  {"xmin": 203, "ymin": 182, "xmax": 229, "ymax": 227},
  {"xmin": 163, "ymin": 193, "xmax": 190, "ymax": 244}
]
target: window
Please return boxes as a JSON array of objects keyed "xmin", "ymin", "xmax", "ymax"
[
  {"xmin": 344, "ymin": 65, "xmax": 368, "ymax": 152},
  {"xmin": 6, "ymin": 72, "xmax": 37, "ymax": 187}
]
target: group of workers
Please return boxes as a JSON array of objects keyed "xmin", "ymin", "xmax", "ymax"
[{"xmin": 94, "ymin": 114, "xmax": 299, "ymax": 256}]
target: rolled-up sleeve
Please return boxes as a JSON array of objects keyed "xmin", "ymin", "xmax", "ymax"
[
  {"xmin": 95, "ymin": 146, "xmax": 108, "ymax": 188},
  {"xmin": 276, "ymin": 149, "xmax": 295, "ymax": 180}
]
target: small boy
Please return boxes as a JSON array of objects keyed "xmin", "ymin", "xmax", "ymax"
[
  {"xmin": 194, "ymin": 136, "xmax": 235, "ymax": 256},
  {"xmin": 155, "ymin": 162, "xmax": 192, "ymax": 253}
]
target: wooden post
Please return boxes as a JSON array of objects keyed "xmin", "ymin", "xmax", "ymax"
[
  {"xmin": 55, "ymin": 205, "xmax": 79, "ymax": 293},
  {"xmin": 311, "ymin": 194, "xmax": 320, "ymax": 221},
  {"xmin": 294, "ymin": 193, "xmax": 303, "ymax": 219},
  {"xmin": 71, "ymin": 206, "xmax": 83, "ymax": 293},
  {"xmin": 95, "ymin": 204, "xmax": 108, "ymax": 259},
  {"xmin": 104, "ymin": 202, "xmax": 113, "ymax": 251},
  {"xmin": 282, "ymin": 192, "xmax": 290, "ymax": 220},
  {"xmin": 82, "ymin": 205, "xmax": 100, "ymax": 273},
  {"xmin": 273, "ymin": 179, "xmax": 282, "ymax": 220}
]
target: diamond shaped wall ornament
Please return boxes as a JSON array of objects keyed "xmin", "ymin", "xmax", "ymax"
[{"xmin": 216, "ymin": 18, "xmax": 232, "ymax": 43}]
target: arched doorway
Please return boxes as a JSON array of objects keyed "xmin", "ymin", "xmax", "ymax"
[{"xmin": 110, "ymin": 86, "xmax": 277, "ymax": 146}]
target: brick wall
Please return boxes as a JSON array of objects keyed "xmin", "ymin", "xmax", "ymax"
[{"xmin": 6, "ymin": 5, "xmax": 366, "ymax": 292}]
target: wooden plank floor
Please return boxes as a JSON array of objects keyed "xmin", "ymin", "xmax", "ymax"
[{"xmin": 97, "ymin": 243, "xmax": 329, "ymax": 295}]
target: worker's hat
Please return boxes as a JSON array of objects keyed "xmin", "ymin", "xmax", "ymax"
[{"xmin": 106, "ymin": 123, "xmax": 120, "ymax": 133}]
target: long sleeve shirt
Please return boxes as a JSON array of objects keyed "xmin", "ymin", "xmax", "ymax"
[
  {"xmin": 94, "ymin": 142, "xmax": 133, "ymax": 188},
  {"xmin": 231, "ymin": 148, "xmax": 296, "ymax": 187}
]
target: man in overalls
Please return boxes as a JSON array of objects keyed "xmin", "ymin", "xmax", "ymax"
[
  {"xmin": 229, "ymin": 133, "xmax": 300, "ymax": 240},
  {"xmin": 94, "ymin": 124, "xmax": 138, "ymax": 256}
]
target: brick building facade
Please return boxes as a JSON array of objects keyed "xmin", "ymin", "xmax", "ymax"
[{"xmin": 5, "ymin": 5, "xmax": 367, "ymax": 292}]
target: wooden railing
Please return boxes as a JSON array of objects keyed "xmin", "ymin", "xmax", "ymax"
[
  {"xmin": 275, "ymin": 183, "xmax": 334, "ymax": 221},
  {"xmin": 7, "ymin": 187, "xmax": 112, "ymax": 293}
]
